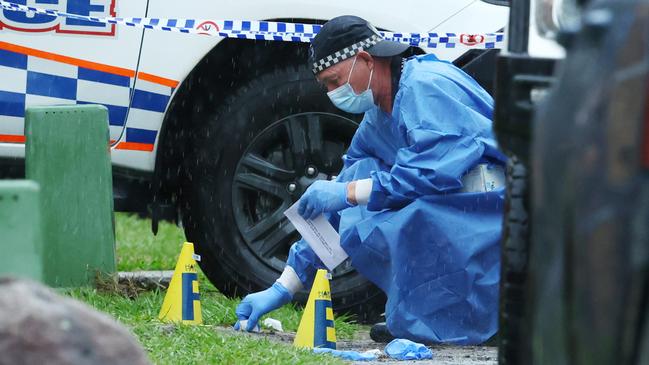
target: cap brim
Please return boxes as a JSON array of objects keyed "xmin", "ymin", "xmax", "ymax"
[{"xmin": 366, "ymin": 40, "xmax": 410, "ymax": 57}]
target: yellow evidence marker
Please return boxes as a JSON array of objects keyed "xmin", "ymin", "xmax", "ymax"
[
  {"xmin": 158, "ymin": 242, "xmax": 202, "ymax": 324},
  {"xmin": 294, "ymin": 269, "xmax": 336, "ymax": 349}
]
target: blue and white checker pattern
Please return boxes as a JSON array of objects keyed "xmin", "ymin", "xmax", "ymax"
[
  {"xmin": 0, "ymin": 47, "xmax": 171, "ymax": 147},
  {"xmin": 121, "ymin": 78, "xmax": 173, "ymax": 147},
  {"xmin": 312, "ymin": 35, "xmax": 381, "ymax": 74},
  {"xmin": 383, "ymin": 32, "xmax": 505, "ymax": 49}
]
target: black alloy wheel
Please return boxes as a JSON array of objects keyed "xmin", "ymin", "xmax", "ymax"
[{"xmin": 231, "ymin": 112, "xmax": 357, "ymax": 277}]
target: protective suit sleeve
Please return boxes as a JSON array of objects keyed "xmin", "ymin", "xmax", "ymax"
[
  {"xmin": 367, "ymin": 75, "xmax": 490, "ymax": 211},
  {"xmin": 286, "ymin": 238, "xmax": 326, "ymax": 289}
]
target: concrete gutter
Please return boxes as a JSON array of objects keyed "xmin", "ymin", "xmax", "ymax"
[{"xmin": 117, "ymin": 271, "xmax": 174, "ymax": 290}]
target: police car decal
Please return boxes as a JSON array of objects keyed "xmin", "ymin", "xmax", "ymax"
[
  {"xmin": 0, "ymin": 0, "xmax": 115, "ymax": 36},
  {"xmin": 0, "ymin": 40, "xmax": 178, "ymax": 151}
]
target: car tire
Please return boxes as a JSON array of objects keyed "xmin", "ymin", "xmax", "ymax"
[
  {"xmin": 497, "ymin": 154, "xmax": 532, "ymax": 364},
  {"xmin": 180, "ymin": 64, "xmax": 386, "ymax": 322}
]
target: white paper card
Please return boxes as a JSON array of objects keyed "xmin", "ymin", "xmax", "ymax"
[{"xmin": 284, "ymin": 201, "xmax": 348, "ymax": 271}]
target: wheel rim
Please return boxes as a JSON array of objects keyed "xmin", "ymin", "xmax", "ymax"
[{"xmin": 232, "ymin": 112, "xmax": 358, "ymax": 277}]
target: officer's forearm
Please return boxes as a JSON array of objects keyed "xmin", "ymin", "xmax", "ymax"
[{"xmin": 347, "ymin": 181, "xmax": 357, "ymax": 205}]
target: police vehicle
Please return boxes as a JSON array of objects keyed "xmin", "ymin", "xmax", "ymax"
[
  {"xmin": 0, "ymin": 0, "xmax": 508, "ymax": 319},
  {"xmin": 494, "ymin": 0, "xmax": 649, "ymax": 363}
]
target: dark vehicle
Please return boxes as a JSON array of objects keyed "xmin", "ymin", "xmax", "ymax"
[{"xmin": 494, "ymin": 0, "xmax": 649, "ymax": 363}]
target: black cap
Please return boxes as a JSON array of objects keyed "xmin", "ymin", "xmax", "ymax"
[{"xmin": 309, "ymin": 15, "xmax": 409, "ymax": 74}]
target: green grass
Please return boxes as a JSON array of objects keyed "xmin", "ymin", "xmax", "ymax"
[
  {"xmin": 64, "ymin": 213, "xmax": 360, "ymax": 364},
  {"xmin": 115, "ymin": 213, "xmax": 184, "ymax": 271},
  {"xmin": 67, "ymin": 287, "xmax": 345, "ymax": 365}
]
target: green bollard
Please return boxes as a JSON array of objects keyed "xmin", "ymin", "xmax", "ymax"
[
  {"xmin": 0, "ymin": 180, "xmax": 44, "ymax": 281},
  {"xmin": 25, "ymin": 104, "xmax": 116, "ymax": 287}
]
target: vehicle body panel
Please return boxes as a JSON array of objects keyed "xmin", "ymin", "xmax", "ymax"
[
  {"xmin": 0, "ymin": 0, "xmax": 508, "ymax": 172},
  {"xmin": 0, "ymin": 0, "xmax": 147, "ymax": 147}
]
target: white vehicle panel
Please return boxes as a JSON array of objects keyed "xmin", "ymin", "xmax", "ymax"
[
  {"xmin": 0, "ymin": 142, "xmax": 24, "ymax": 158},
  {"xmin": 528, "ymin": 0, "xmax": 566, "ymax": 59},
  {"xmin": 138, "ymin": 0, "xmax": 479, "ymax": 86},
  {"xmin": 426, "ymin": 1, "xmax": 509, "ymax": 61},
  {"xmin": 501, "ymin": 0, "xmax": 565, "ymax": 58},
  {"xmin": 0, "ymin": 0, "xmax": 509, "ymax": 173},
  {"xmin": 0, "ymin": 0, "xmax": 146, "ymax": 69},
  {"xmin": 0, "ymin": 0, "xmax": 147, "ymax": 147}
]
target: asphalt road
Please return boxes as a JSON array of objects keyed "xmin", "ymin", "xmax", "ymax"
[
  {"xmin": 346, "ymin": 344, "xmax": 497, "ymax": 365},
  {"xmin": 337, "ymin": 334, "xmax": 497, "ymax": 365}
]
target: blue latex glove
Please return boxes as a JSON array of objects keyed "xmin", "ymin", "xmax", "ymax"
[
  {"xmin": 385, "ymin": 339, "xmax": 434, "ymax": 360},
  {"xmin": 298, "ymin": 180, "xmax": 350, "ymax": 220},
  {"xmin": 234, "ymin": 282, "xmax": 292, "ymax": 332}
]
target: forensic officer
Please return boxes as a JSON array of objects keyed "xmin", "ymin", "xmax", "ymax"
[{"xmin": 235, "ymin": 15, "xmax": 505, "ymax": 345}]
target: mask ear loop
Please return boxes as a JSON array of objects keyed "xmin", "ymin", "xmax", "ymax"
[
  {"xmin": 347, "ymin": 55, "xmax": 359, "ymax": 83},
  {"xmin": 347, "ymin": 54, "xmax": 373, "ymax": 91}
]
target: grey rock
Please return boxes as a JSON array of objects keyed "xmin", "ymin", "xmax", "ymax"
[{"xmin": 0, "ymin": 277, "xmax": 151, "ymax": 365}]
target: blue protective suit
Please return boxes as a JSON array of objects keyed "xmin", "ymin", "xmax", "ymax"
[{"xmin": 287, "ymin": 54, "xmax": 506, "ymax": 345}]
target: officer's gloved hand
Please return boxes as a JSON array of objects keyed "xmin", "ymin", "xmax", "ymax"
[
  {"xmin": 234, "ymin": 282, "xmax": 292, "ymax": 332},
  {"xmin": 298, "ymin": 180, "xmax": 351, "ymax": 220}
]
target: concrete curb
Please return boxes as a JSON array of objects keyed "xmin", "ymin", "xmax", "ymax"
[{"xmin": 117, "ymin": 271, "xmax": 173, "ymax": 290}]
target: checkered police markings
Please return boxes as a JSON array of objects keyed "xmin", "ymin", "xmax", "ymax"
[
  {"xmin": 0, "ymin": 44, "xmax": 173, "ymax": 150},
  {"xmin": 313, "ymin": 35, "xmax": 382, "ymax": 74},
  {"xmin": 0, "ymin": 0, "xmax": 504, "ymax": 49}
]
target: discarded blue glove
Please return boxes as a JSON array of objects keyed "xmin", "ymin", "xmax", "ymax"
[
  {"xmin": 234, "ymin": 282, "xmax": 292, "ymax": 332},
  {"xmin": 298, "ymin": 180, "xmax": 350, "ymax": 220},
  {"xmin": 385, "ymin": 339, "xmax": 434, "ymax": 360},
  {"xmin": 313, "ymin": 348, "xmax": 378, "ymax": 361}
]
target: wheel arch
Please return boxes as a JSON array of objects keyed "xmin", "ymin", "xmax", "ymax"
[
  {"xmin": 149, "ymin": 20, "xmax": 326, "ymax": 230},
  {"xmin": 148, "ymin": 19, "xmax": 492, "ymax": 230}
]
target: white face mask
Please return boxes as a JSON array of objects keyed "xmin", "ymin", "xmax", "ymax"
[{"xmin": 326, "ymin": 56, "xmax": 375, "ymax": 114}]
